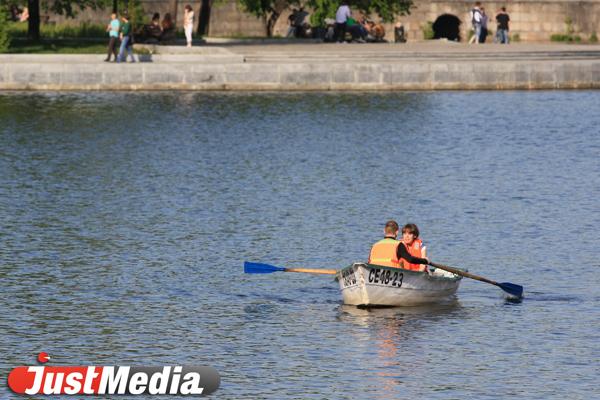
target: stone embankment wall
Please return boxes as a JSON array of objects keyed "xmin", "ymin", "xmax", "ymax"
[
  {"xmin": 1, "ymin": 54, "xmax": 599, "ymax": 90},
  {"xmin": 205, "ymin": 0, "xmax": 600, "ymax": 42}
]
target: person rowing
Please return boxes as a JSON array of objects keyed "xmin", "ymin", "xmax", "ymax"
[{"xmin": 368, "ymin": 220, "xmax": 430, "ymax": 271}]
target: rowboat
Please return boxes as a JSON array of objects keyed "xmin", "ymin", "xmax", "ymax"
[{"xmin": 335, "ymin": 263, "xmax": 462, "ymax": 307}]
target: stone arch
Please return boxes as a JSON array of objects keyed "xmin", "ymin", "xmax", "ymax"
[{"xmin": 432, "ymin": 14, "xmax": 462, "ymax": 41}]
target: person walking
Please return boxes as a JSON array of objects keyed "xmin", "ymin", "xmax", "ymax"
[
  {"xmin": 334, "ymin": 1, "xmax": 351, "ymax": 43},
  {"xmin": 480, "ymin": 7, "xmax": 489, "ymax": 43},
  {"xmin": 286, "ymin": 9, "xmax": 298, "ymax": 38},
  {"xmin": 495, "ymin": 7, "xmax": 510, "ymax": 44},
  {"xmin": 183, "ymin": 5, "xmax": 194, "ymax": 47},
  {"xmin": 104, "ymin": 12, "xmax": 120, "ymax": 62},
  {"xmin": 468, "ymin": 2, "xmax": 482, "ymax": 44},
  {"xmin": 117, "ymin": 12, "xmax": 135, "ymax": 63}
]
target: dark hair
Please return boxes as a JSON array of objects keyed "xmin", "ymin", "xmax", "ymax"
[
  {"xmin": 384, "ymin": 220, "xmax": 399, "ymax": 235},
  {"xmin": 501, "ymin": 7, "xmax": 506, "ymax": 11},
  {"xmin": 402, "ymin": 223, "xmax": 420, "ymax": 238},
  {"xmin": 152, "ymin": 12, "xmax": 160, "ymax": 21},
  {"xmin": 185, "ymin": 4, "xmax": 192, "ymax": 12}
]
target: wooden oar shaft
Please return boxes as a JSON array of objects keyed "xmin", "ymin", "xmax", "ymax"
[
  {"xmin": 429, "ymin": 262, "xmax": 499, "ymax": 286},
  {"xmin": 285, "ymin": 268, "xmax": 337, "ymax": 275}
]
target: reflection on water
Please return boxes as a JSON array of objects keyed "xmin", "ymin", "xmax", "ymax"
[{"xmin": 1, "ymin": 91, "xmax": 598, "ymax": 399}]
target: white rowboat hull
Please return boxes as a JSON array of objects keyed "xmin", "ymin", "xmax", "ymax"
[{"xmin": 337, "ymin": 263, "xmax": 462, "ymax": 307}]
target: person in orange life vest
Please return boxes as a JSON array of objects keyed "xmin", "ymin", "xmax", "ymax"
[
  {"xmin": 400, "ymin": 223, "xmax": 428, "ymax": 272},
  {"xmin": 369, "ymin": 220, "xmax": 429, "ymax": 269}
]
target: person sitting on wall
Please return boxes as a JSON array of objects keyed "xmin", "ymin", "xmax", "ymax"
[
  {"xmin": 347, "ymin": 16, "xmax": 367, "ymax": 42},
  {"xmin": 371, "ymin": 21, "xmax": 386, "ymax": 41},
  {"xmin": 323, "ymin": 18, "xmax": 336, "ymax": 42},
  {"xmin": 136, "ymin": 12, "xmax": 163, "ymax": 43},
  {"xmin": 293, "ymin": 7, "xmax": 310, "ymax": 37},
  {"xmin": 160, "ymin": 13, "xmax": 176, "ymax": 43},
  {"xmin": 394, "ymin": 21, "xmax": 406, "ymax": 43}
]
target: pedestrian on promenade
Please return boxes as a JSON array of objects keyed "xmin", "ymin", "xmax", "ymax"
[
  {"xmin": 104, "ymin": 12, "xmax": 120, "ymax": 62},
  {"xmin": 287, "ymin": 9, "xmax": 298, "ymax": 38},
  {"xmin": 468, "ymin": 2, "xmax": 482, "ymax": 44},
  {"xmin": 183, "ymin": 5, "xmax": 194, "ymax": 47},
  {"xmin": 117, "ymin": 12, "xmax": 135, "ymax": 63},
  {"xmin": 480, "ymin": 7, "xmax": 489, "ymax": 43},
  {"xmin": 335, "ymin": 1, "xmax": 351, "ymax": 43},
  {"xmin": 495, "ymin": 7, "xmax": 510, "ymax": 44},
  {"xmin": 19, "ymin": 6, "xmax": 28, "ymax": 22}
]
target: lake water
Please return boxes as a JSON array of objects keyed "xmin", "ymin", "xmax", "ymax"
[{"xmin": 0, "ymin": 91, "xmax": 598, "ymax": 399}]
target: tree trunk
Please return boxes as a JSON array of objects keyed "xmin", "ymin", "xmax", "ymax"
[
  {"xmin": 265, "ymin": 0, "xmax": 287, "ymax": 37},
  {"xmin": 27, "ymin": 0, "xmax": 40, "ymax": 41},
  {"xmin": 169, "ymin": 0, "xmax": 178, "ymax": 27},
  {"xmin": 197, "ymin": 0, "xmax": 212, "ymax": 35}
]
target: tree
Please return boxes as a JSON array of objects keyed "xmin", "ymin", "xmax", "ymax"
[
  {"xmin": 197, "ymin": 0, "xmax": 214, "ymax": 35},
  {"xmin": 168, "ymin": 0, "xmax": 178, "ymax": 27},
  {"xmin": 237, "ymin": 0, "xmax": 296, "ymax": 37},
  {"xmin": 310, "ymin": 0, "xmax": 413, "ymax": 28},
  {"xmin": 0, "ymin": 4, "xmax": 10, "ymax": 52},
  {"xmin": 24, "ymin": 0, "xmax": 110, "ymax": 40},
  {"xmin": 236, "ymin": 0, "xmax": 413, "ymax": 37}
]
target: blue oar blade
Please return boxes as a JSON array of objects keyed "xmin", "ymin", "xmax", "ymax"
[
  {"xmin": 244, "ymin": 262, "xmax": 286, "ymax": 274},
  {"xmin": 498, "ymin": 282, "xmax": 524, "ymax": 298}
]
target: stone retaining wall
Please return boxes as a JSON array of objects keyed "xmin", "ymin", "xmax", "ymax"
[
  {"xmin": 38, "ymin": 0, "xmax": 600, "ymax": 42},
  {"xmin": 1, "ymin": 55, "xmax": 598, "ymax": 90}
]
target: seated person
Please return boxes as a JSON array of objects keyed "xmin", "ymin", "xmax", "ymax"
[
  {"xmin": 346, "ymin": 17, "xmax": 368, "ymax": 42},
  {"xmin": 372, "ymin": 22, "xmax": 385, "ymax": 41},
  {"xmin": 323, "ymin": 18, "xmax": 336, "ymax": 42},
  {"xmin": 399, "ymin": 223, "xmax": 428, "ymax": 272},
  {"xmin": 394, "ymin": 22, "xmax": 406, "ymax": 43},
  {"xmin": 369, "ymin": 220, "xmax": 429, "ymax": 270},
  {"xmin": 137, "ymin": 12, "xmax": 163, "ymax": 43},
  {"xmin": 160, "ymin": 13, "xmax": 176, "ymax": 43}
]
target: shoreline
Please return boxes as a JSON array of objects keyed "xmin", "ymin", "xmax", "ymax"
[{"xmin": 2, "ymin": 42, "xmax": 599, "ymax": 91}]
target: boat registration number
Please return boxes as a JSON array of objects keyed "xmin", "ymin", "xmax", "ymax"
[
  {"xmin": 368, "ymin": 268, "xmax": 403, "ymax": 288},
  {"xmin": 340, "ymin": 268, "xmax": 358, "ymax": 287}
]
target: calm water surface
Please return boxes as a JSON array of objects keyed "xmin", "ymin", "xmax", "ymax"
[{"xmin": 0, "ymin": 91, "xmax": 598, "ymax": 399}]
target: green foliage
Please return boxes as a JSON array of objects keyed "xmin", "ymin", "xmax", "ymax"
[
  {"xmin": 7, "ymin": 21, "xmax": 106, "ymax": 38},
  {"xmin": 237, "ymin": 0, "xmax": 414, "ymax": 29},
  {"xmin": 127, "ymin": 0, "xmax": 148, "ymax": 28},
  {"xmin": 309, "ymin": 0, "xmax": 338, "ymax": 26},
  {"xmin": 44, "ymin": 0, "xmax": 112, "ymax": 19},
  {"xmin": 421, "ymin": 20, "xmax": 433, "ymax": 40},
  {"xmin": 237, "ymin": 0, "xmax": 296, "ymax": 18},
  {"xmin": 7, "ymin": 38, "xmax": 106, "ymax": 53},
  {"xmin": 564, "ymin": 16, "xmax": 574, "ymax": 35},
  {"xmin": 310, "ymin": 0, "xmax": 413, "ymax": 27},
  {"xmin": 550, "ymin": 33, "xmax": 581, "ymax": 43},
  {"xmin": 589, "ymin": 32, "xmax": 598, "ymax": 43},
  {"xmin": 511, "ymin": 33, "xmax": 520, "ymax": 42},
  {"xmin": 0, "ymin": 5, "xmax": 11, "ymax": 52}
]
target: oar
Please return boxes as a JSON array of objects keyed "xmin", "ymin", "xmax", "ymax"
[
  {"xmin": 244, "ymin": 261, "xmax": 337, "ymax": 275},
  {"xmin": 428, "ymin": 261, "xmax": 523, "ymax": 299}
]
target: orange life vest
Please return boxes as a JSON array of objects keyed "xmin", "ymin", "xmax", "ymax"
[
  {"xmin": 399, "ymin": 238, "xmax": 424, "ymax": 271},
  {"xmin": 368, "ymin": 237, "xmax": 400, "ymax": 268}
]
